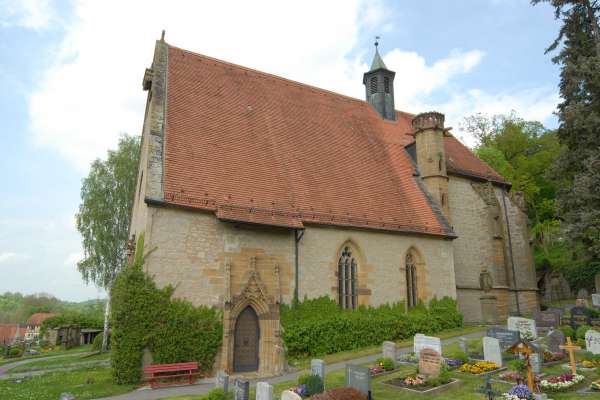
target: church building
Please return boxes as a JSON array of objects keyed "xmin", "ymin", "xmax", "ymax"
[{"xmin": 129, "ymin": 35, "xmax": 539, "ymax": 376}]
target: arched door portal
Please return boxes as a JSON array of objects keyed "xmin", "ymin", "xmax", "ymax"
[{"xmin": 233, "ymin": 306, "xmax": 260, "ymax": 372}]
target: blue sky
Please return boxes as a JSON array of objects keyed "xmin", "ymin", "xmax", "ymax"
[{"xmin": 0, "ymin": 0, "xmax": 561, "ymax": 302}]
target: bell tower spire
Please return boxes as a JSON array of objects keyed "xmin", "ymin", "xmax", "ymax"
[{"xmin": 363, "ymin": 37, "xmax": 396, "ymax": 120}]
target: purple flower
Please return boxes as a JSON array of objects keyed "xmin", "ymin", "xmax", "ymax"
[{"xmin": 507, "ymin": 384, "xmax": 532, "ymax": 399}]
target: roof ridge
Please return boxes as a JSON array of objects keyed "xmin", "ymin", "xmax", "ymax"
[{"xmin": 168, "ymin": 43, "xmax": 412, "ymax": 111}]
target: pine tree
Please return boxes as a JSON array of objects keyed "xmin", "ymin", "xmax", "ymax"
[{"xmin": 533, "ymin": 0, "xmax": 600, "ymax": 258}]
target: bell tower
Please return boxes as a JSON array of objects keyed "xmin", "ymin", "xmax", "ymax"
[{"xmin": 363, "ymin": 39, "xmax": 396, "ymax": 120}]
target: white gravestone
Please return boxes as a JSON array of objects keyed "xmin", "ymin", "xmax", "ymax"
[
  {"xmin": 382, "ymin": 341, "xmax": 396, "ymax": 360},
  {"xmin": 585, "ymin": 330, "xmax": 600, "ymax": 355},
  {"xmin": 281, "ymin": 390, "xmax": 302, "ymax": 400},
  {"xmin": 530, "ymin": 352, "xmax": 542, "ymax": 374},
  {"xmin": 216, "ymin": 371, "xmax": 229, "ymax": 392},
  {"xmin": 507, "ymin": 317, "xmax": 537, "ymax": 340},
  {"xmin": 413, "ymin": 334, "xmax": 442, "ymax": 358},
  {"xmin": 592, "ymin": 294, "xmax": 600, "ymax": 308},
  {"xmin": 483, "ymin": 336, "xmax": 503, "ymax": 367},
  {"xmin": 256, "ymin": 382, "xmax": 273, "ymax": 400},
  {"xmin": 311, "ymin": 359, "xmax": 325, "ymax": 384}
]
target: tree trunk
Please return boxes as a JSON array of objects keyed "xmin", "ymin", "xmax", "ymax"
[{"xmin": 102, "ymin": 287, "xmax": 111, "ymax": 353}]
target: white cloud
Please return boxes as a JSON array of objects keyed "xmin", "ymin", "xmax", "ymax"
[
  {"xmin": 0, "ymin": 252, "xmax": 17, "ymax": 263},
  {"xmin": 64, "ymin": 252, "xmax": 83, "ymax": 266},
  {"xmin": 0, "ymin": 0, "xmax": 56, "ymax": 30}
]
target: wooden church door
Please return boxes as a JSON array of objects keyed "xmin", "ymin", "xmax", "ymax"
[{"xmin": 233, "ymin": 306, "xmax": 260, "ymax": 372}]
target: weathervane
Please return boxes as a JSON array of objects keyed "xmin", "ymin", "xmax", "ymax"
[{"xmin": 374, "ymin": 36, "xmax": 380, "ymax": 48}]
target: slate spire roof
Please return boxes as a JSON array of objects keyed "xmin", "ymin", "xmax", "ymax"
[
  {"xmin": 156, "ymin": 43, "xmax": 506, "ymax": 237},
  {"xmin": 369, "ymin": 46, "xmax": 387, "ymax": 71}
]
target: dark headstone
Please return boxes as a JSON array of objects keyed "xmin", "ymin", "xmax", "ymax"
[
  {"xmin": 577, "ymin": 288, "xmax": 589, "ymax": 299},
  {"xmin": 234, "ymin": 379, "xmax": 249, "ymax": 400},
  {"xmin": 546, "ymin": 329, "xmax": 566, "ymax": 353},
  {"xmin": 570, "ymin": 306, "xmax": 592, "ymax": 329},
  {"xmin": 345, "ymin": 364, "xmax": 371, "ymax": 396},
  {"xmin": 487, "ymin": 327, "xmax": 520, "ymax": 350},
  {"xmin": 534, "ymin": 311, "xmax": 560, "ymax": 328},
  {"xmin": 564, "ymin": 304, "xmax": 575, "ymax": 312},
  {"xmin": 546, "ymin": 307, "xmax": 564, "ymax": 317}
]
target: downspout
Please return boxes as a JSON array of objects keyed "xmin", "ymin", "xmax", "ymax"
[
  {"xmin": 294, "ymin": 229, "xmax": 305, "ymax": 305},
  {"xmin": 501, "ymin": 187, "xmax": 521, "ymax": 316}
]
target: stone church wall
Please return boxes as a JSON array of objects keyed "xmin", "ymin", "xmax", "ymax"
[{"xmin": 449, "ymin": 175, "xmax": 538, "ymax": 323}]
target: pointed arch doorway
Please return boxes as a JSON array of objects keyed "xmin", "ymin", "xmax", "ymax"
[{"xmin": 233, "ymin": 306, "xmax": 260, "ymax": 372}]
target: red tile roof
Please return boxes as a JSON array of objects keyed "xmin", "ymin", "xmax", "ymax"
[
  {"xmin": 0, "ymin": 324, "xmax": 26, "ymax": 344},
  {"xmin": 161, "ymin": 45, "xmax": 504, "ymax": 236},
  {"xmin": 26, "ymin": 313, "xmax": 58, "ymax": 326}
]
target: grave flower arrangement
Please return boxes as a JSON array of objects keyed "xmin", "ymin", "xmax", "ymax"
[
  {"xmin": 542, "ymin": 351, "xmax": 564, "ymax": 363},
  {"xmin": 403, "ymin": 375, "xmax": 425, "ymax": 386},
  {"xmin": 539, "ymin": 373, "xmax": 584, "ymax": 391},
  {"xmin": 459, "ymin": 361, "xmax": 499, "ymax": 374},
  {"xmin": 498, "ymin": 371, "xmax": 541, "ymax": 384},
  {"xmin": 502, "ymin": 384, "xmax": 533, "ymax": 399},
  {"xmin": 443, "ymin": 357, "xmax": 464, "ymax": 369},
  {"xmin": 591, "ymin": 379, "xmax": 600, "ymax": 391}
]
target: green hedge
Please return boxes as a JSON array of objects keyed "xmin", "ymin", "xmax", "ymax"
[
  {"xmin": 280, "ymin": 297, "xmax": 462, "ymax": 357},
  {"xmin": 40, "ymin": 312, "xmax": 103, "ymax": 336},
  {"xmin": 111, "ymin": 234, "xmax": 222, "ymax": 384}
]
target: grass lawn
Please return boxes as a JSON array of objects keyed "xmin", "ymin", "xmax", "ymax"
[
  {"xmin": 0, "ymin": 344, "xmax": 93, "ymax": 367},
  {"xmin": 0, "ymin": 366, "xmax": 136, "ymax": 400},
  {"xmin": 288, "ymin": 325, "xmax": 485, "ymax": 370},
  {"xmin": 7, "ymin": 352, "xmax": 110, "ymax": 373}
]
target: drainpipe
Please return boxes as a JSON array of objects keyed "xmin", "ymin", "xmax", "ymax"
[
  {"xmin": 294, "ymin": 229, "xmax": 305, "ymax": 305},
  {"xmin": 501, "ymin": 187, "xmax": 521, "ymax": 316}
]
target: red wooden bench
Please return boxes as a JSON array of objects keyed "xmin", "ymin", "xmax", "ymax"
[{"xmin": 143, "ymin": 362, "xmax": 201, "ymax": 388}]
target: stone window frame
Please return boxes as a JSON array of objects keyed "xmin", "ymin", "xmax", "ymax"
[
  {"xmin": 403, "ymin": 247, "xmax": 427, "ymax": 309},
  {"xmin": 337, "ymin": 245, "xmax": 358, "ymax": 309}
]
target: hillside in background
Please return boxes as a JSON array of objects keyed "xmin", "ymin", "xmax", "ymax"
[{"xmin": 0, "ymin": 292, "xmax": 105, "ymax": 323}]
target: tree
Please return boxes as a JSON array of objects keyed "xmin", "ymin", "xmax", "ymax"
[
  {"xmin": 533, "ymin": 0, "xmax": 600, "ymax": 259},
  {"xmin": 76, "ymin": 135, "xmax": 140, "ymax": 351}
]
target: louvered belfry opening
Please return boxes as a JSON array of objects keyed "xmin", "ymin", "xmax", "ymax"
[{"xmin": 338, "ymin": 246, "xmax": 358, "ymax": 309}]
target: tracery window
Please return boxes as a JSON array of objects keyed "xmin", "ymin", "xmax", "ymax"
[
  {"xmin": 338, "ymin": 246, "xmax": 357, "ymax": 309},
  {"xmin": 406, "ymin": 252, "xmax": 418, "ymax": 308}
]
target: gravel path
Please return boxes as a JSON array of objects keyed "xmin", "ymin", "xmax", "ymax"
[
  {"xmin": 0, "ymin": 352, "xmax": 95, "ymax": 378},
  {"xmin": 96, "ymin": 330, "xmax": 486, "ymax": 400},
  {"xmin": 0, "ymin": 359, "xmax": 110, "ymax": 380}
]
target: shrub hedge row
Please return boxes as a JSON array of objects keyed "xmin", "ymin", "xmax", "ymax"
[
  {"xmin": 111, "ymin": 234, "xmax": 222, "ymax": 384},
  {"xmin": 280, "ymin": 296, "xmax": 462, "ymax": 357}
]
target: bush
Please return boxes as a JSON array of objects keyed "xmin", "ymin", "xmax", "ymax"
[
  {"xmin": 92, "ymin": 332, "xmax": 104, "ymax": 351},
  {"xmin": 560, "ymin": 326, "xmax": 575, "ymax": 340},
  {"xmin": 576, "ymin": 325, "xmax": 592, "ymax": 340},
  {"xmin": 280, "ymin": 296, "xmax": 462, "ymax": 357},
  {"xmin": 376, "ymin": 357, "xmax": 395, "ymax": 371},
  {"xmin": 111, "ymin": 234, "xmax": 223, "ymax": 384},
  {"xmin": 207, "ymin": 388, "xmax": 233, "ymax": 400},
  {"xmin": 298, "ymin": 373, "xmax": 311, "ymax": 385},
  {"xmin": 8, "ymin": 347, "xmax": 22, "ymax": 358},
  {"xmin": 305, "ymin": 374, "xmax": 324, "ymax": 396},
  {"xmin": 447, "ymin": 348, "xmax": 468, "ymax": 364}
]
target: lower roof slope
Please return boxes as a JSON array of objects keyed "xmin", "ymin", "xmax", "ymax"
[{"xmin": 161, "ymin": 45, "xmax": 497, "ymax": 237}]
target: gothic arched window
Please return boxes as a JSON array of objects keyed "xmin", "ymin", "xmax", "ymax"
[
  {"xmin": 338, "ymin": 246, "xmax": 357, "ymax": 309},
  {"xmin": 370, "ymin": 76, "xmax": 378, "ymax": 95},
  {"xmin": 406, "ymin": 252, "xmax": 418, "ymax": 308}
]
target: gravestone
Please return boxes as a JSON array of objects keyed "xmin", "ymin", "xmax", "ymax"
[
  {"xmin": 234, "ymin": 379, "xmax": 249, "ymax": 400},
  {"xmin": 576, "ymin": 298, "xmax": 589, "ymax": 307},
  {"xmin": 585, "ymin": 330, "xmax": 600, "ymax": 355},
  {"xmin": 483, "ymin": 336, "xmax": 503, "ymax": 367},
  {"xmin": 487, "ymin": 327, "xmax": 520, "ymax": 350},
  {"xmin": 578, "ymin": 288, "xmax": 589, "ymax": 299},
  {"xmin": 382, "ymin": 341, "xmax": 396, "ymax": 361},
  {"xmin": 547, "ymin": 307, "xmax": 564, "ymax": 317},
  {"xmin": 590, "ymin": 318, "xmax": 600, "ymax": 329},
  {"xmin": 413, "ymin": 333, "xmax": 442, "ymax": 357},
  {"xmin": 459, "ymin": 337, "xmax": 468, "ymax": 354},
  {"xmin": 311, "ymin": 359, "xmax": 325, "ymax": 383},
  {"xmin": 534, "ymin": 311, "xmax": 560, "ymax": 335},
  {"xmin": 530, "ymin": 351, "xmax": 543, "ymax": 374},
  {"xmin": 418, "ymin": 348, "xmax": 442, "ymax": 377},
  {"xmin": 508, "ymin": 317, "xmax": 537, "ymax": 339},
  {"xmin": 570, "ymin": 306, "xmax": 591, "ymax": 329},
  {"xmin": 592, "ymin": 294, "xmax": 600, "ymax": 308},
  {"xmin": 216, "ymin": 370, "xmax": 229, "ymax": 392},
  {"xmin": 256, "ymin": 382, "xmax": 273, "ymax": 400},
  {"xmin": 546, "ymin": 329, "xmax": 566, "ymax": 353},
  {"xmin": 345, "ymin": 364, "xmax": 371, "ymax": 396},
  {"xmin": 281, "ymin": 390, "xmax": 302, "ymax": 400}
]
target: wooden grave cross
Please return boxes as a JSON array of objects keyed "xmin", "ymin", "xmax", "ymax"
[
  {"xmin": 510, "ymin": 342, "xmax": 535, "ymax": 392},
  {"xmin": 559, "ymin": 336, "xmax": 581, "ymax": 375}
]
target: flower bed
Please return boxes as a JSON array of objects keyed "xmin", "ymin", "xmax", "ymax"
[
  {"xmin": 369, "ymin": 357, "xmax": 398, "ymax": 376},
  {"xmin": 381, "ymin": 374, "xmax": 460, "ymax": 394},
  {"xmin": 498, "ymin": 371, "xmax": 541, "ymax": 385},
  {"xmin": 540, "ymin": 373, "xmax": 585, "ymax": 392},
  {"xmin": 459, "ymin": 361, "xmax": 500, "ymax": 375},
  {"xmin": 443, "ymin": 357, "xmax": 464, "ymax": 369},
  {"xmin": 542, "ymin": 351, "xmax": 565, "ymax": 365}
]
